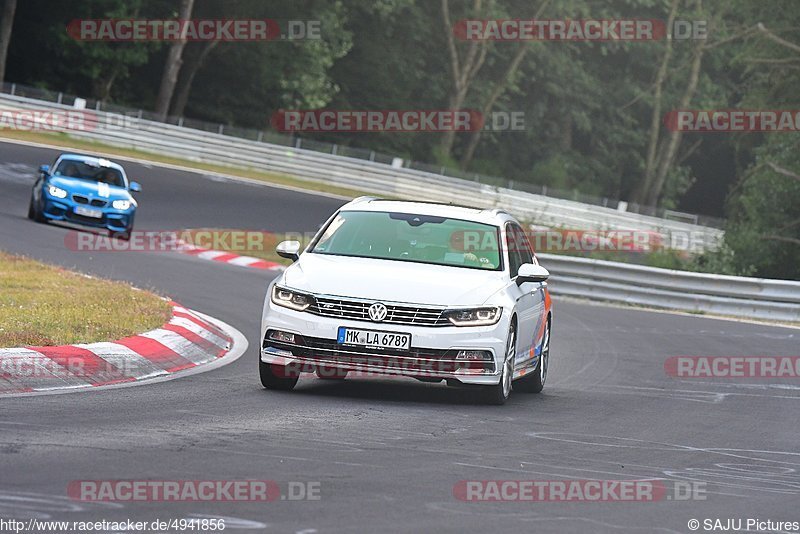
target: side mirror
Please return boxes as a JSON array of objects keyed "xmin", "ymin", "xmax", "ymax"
[
  {"xmin": 129, "ymin": 181, "xmax": 142, "ymax": 193},
  {"xmin": 276, "ymin": 240, "xmax": 301, "ymax": 262},
  {"xmin": 516, "ymin": 263, "xmax": 549, "ymax": 285},
  {"xmin": 39, "ymin": 165, "xmax": 50, "ymax": 174}
]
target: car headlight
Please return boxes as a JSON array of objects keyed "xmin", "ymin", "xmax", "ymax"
[
  {"xmin": 271, "ymin": 285, "xmax": 313, "ymax": 311},
  {"xmin": 443, "ymin": 307, "xmax": 502, "ymax": 326},
  {"xmin": 47, "ymin": 185, "xmax": 67, "ymax": 199},
  {"xmin": 112, "ymin": 199, "xmax": 132, "ymax": 210}
]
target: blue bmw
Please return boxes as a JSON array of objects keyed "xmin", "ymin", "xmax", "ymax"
[{"xmin": 28, "ymin": 154, "xmax": 141, "ymax": 240}]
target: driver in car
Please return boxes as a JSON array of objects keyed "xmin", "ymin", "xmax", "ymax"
[{"xmin": 448, "ymin": 230, "xmax": 496, "ymax": 269}]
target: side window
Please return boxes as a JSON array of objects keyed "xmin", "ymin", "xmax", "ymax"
[
  {"xmin": 505, "ymin": 223, "xmax": 523, "ymax": 277},
  {"xmin": 513, "ymin": 224, "xmax": 533, "ymax": 265}
]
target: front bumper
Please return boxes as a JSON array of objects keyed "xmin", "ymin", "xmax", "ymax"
[
  {"xmin": 260, "ymin": 299, "xmax": 509, "ymax": 385},
  {"xmin": 42, "ymin": 195, "xmax": 134, "ymax": 232}
]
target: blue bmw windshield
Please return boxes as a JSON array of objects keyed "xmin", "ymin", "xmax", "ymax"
[
  {"xmin": 310, "ymin": 210, "xmax": 502, "ymax": 270},
  {"xmin": 54, "ymin": 160, "xmax": 125, "ymax": 187}
]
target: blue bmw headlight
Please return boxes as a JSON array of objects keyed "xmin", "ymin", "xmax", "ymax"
[
  {"xmin": 112, "ymin": 200, "xmax": 132, "ymax": 210},
  {"xmin": 47, "ymin": 185, "xmax": 67, "ymax": 199}
]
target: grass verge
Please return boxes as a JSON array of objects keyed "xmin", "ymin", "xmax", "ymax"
[
  {"xmin": 0, "ymin": 250, "xmax": 171, "ymax": 346},
  {"xmin": 0, "ymin": 129, "xmax": 370, "ymax": 199}
]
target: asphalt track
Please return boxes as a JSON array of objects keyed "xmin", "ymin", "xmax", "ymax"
[{"xmin": 1, "ymin": 139, "xmax": 798, "ymax": 533}]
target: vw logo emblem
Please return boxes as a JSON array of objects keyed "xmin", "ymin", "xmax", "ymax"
[{"xmin": 368, "ymin": 302, "xmax": 388, "ymax": 322}]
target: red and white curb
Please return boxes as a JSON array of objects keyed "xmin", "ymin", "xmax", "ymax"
[
  {"xmin": 177, "ymin": 241, "xmax": 285, "ymax": 271},
  {"xmin": 0, "ymin": 302, "xmax": 247, "ymax": 397}
]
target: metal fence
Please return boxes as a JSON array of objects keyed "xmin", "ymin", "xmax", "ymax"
[
  {"xmin": 0, "ymin": 88, "xmax": 724, "ymax": 251},
  {"xmin": 0, "ymin": 82, "xmax": 725, "ymax": 228},
  {"xmin": 539, "ymin": 253, "xmax": 800, "ymax": 322}
]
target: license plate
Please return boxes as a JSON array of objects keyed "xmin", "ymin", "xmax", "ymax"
[
  {"xmin": 337, "ymin": 327, "xmax": 411, "ymax": 351},
  {"xmin": 74, "ymin": 206, "xmax": 102, "ymax": 218}
]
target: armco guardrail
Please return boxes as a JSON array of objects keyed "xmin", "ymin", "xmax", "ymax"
[
  {"xmin": 0, "ymin": 93, "xmax": 723, "ymax": 251},
  {"xmin": 538, "ymin": 253, "xmax": 800, "ymax": 322},
  {"xmin": 0, "ymin": 80, "xmax": 727, "ymax": 229}
]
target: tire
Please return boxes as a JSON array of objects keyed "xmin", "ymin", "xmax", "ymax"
[
  {"xmin": 259, "ymin": 360, "xmax": 299, "ymax": 390},
  {"xmin": 29, "ymin": 195, "xmax": 45, "ymax": 223},
  {"xmin": 483, "ymin": 320, "xmax": 516, "ymax": 405},
  {"xmin": 514, "ymin": 318, "xmax": 550, "ymax": 394}
]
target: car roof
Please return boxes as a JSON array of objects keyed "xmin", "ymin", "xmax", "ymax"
[
  {"xmin": 339, "ymin": 197, "xmax": 515, "ymax": 225},
  {"xmin": 57, "ymin": 154, "xmax": 126, "ymax": 173}
]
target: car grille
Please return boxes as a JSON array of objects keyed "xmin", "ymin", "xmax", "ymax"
[
  {"xmin": 264, "ymin": 333, "xmax": 494, "ymax": 374},
  {"xmin": 307, "ymin": 296, "xmax": 449, "ymax": 327},
  {"xmin": 72, "ymin": 194, "xmax": 107, "ymax": 207}
]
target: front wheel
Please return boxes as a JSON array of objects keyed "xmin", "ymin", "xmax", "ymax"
[
  {"xmin": 259, "ymin": 360, "xmax": 299, "ymax": 390},
  {"xmin": 29, "ymin": 195, "xmax": 45, "ymax": 223},
  {"xmin": 482, "ymin": 320, "xmax": 516, "ymax": 405},
  {"xmin": 515, "ymin": 319, "xmax": 550, "ymax": 394}
]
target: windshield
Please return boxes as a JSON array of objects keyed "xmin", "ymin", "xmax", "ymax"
[
  {"xmin": 54, "ymin": 160, "xmax": 125, "ymax": 187},
  {"xmin": 310, "ymin": 210, "xmax": 503, "ymax": 270}
]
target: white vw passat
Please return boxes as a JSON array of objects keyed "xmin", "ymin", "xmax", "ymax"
[{"xmin": 259, "ymin": 198, "xmax": 553, "ymax": 404}]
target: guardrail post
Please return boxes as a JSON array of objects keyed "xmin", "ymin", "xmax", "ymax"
[
  {"xmin": 295, "ymin": 138, "xmax": 302, "ymax": 149},
  {"xmin": 57, "ymin": 92, "xmax": 63, "ymax": 104},
  {"xmin": 369, "ymin": 151, "xmax": 375, "ymax": 162},
  {"xmin": 257, "ymin": 131, "xmax": 264, "ymax": 142},
  {"xmin": 95, "ymin": 100, "xmax": 101, "ymax": 111},
  {"xmin": 332, "ymin": 144, "xmax": 337, "ymax": 155},
  {"xmin": 10, "ymin": 83, "xmax": 15, "ymax": 95},
  {"xmin": 218, "ymin": 124, "xmax": 224, "ymax": 135}
]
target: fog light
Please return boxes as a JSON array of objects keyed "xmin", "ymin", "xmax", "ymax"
[
  {"xmin": 455, "ymin": 350, "xmax": 492, "ymax": 360},
  {"xmin": 268, "ymin": 330, "xmax": 296, "ymax": 344}
]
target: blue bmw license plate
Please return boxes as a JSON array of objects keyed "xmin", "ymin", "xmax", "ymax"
[{"xmin": 74, "ymin": 206, "xmax": 103, "ymax": 218}]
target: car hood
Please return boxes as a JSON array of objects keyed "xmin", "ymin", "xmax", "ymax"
[
  {"xmin": 281, "ymin": 253, "xmax": 507, "ymax": 306},
  {"xmin": 49, "ymin": 176, "xmax": 131, "ymax": 200}
]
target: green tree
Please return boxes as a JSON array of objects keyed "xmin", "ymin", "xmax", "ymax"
[
  {"xmin": 0, "ymin": 0, "xmax": 17, "ymax": 84},
  {"xmin": 50, "ymin": 0, "xmax": 163, "ymax": 102}
]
